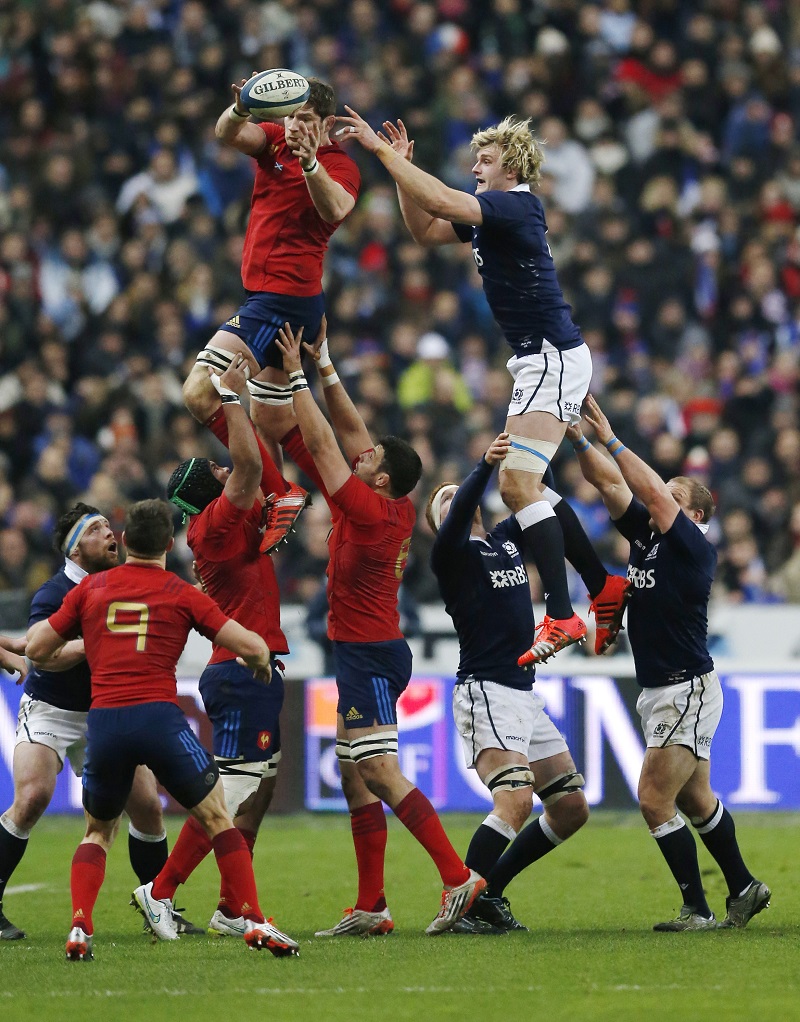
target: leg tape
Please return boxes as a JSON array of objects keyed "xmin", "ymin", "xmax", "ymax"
[
  {"xmin": 485, "ymin": 763, "xmax": 536, "ymax": 794},
  {"xmin": 196, "ymin": 345, "xmax": 251, "ymax": 379},
  {"xmin": 247, "ymin": 379, "xmax": 293, "ymax": 405},
  {"xmin": 499, "ymin": 433, "xmax": 559, "ymax": 474},
  {"xmin": 350, "ymin": 731, "xmax": 399, "ymax": 763},
  {"xmin": 537, "ymin": 770, "xmax": 585, "ymax": 806}
]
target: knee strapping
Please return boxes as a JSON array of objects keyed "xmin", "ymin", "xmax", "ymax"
[
  {"xmin": 195, "ymin": 346, "xmax": 251, "ymax": 379},
  {"xmin": 485, "ymin": 763, "xmax": 536, "ymax": 794},
  {"xmin": 498, "ymin": 434, "xmax": 559, "ymax": 474},
  {"xmin": 335, "ymin": 739, "xmax": 353, "ymax": 763},
  {"xmin": 537, "ymin": 770, "xmax": 585, "ymax": 806},
  {"xmin": 350, "ymin": 731, "xmax": 399, "ymax": 763},
  {"xmin": 247, "ymin": 379, "xmax": 293, "ymax": 406}
]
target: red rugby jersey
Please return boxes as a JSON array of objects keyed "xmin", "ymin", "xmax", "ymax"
[
  {"xmin": 188, "ymin": 492, "xmax": 288, "ymax": 662},
  {"xmin": 48, "ymin": 563, "xmax": 230, "ymax": 709},
  {"xmin": 326, "ymin": 474, "xmax": 415, "ymax": 643},
  {"xmin": 241, "ymin": 122, "xmax": 361, "ymax": 295}
]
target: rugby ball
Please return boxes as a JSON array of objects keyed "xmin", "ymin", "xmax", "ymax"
[{"xmin": 239, "ymin": 69, "xmax": 310, "ymax": 120}]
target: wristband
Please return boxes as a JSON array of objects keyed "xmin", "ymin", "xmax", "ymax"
[
  {"xmin": 572, "ymin": 436, "xmax": 591, "ymax": 453},
  {"xmin": 209, "ymin": 371, "xmax": 239, "ymax": 400},
  {"xmin": 290, "ymin": 374, "xmax": 309, "ymax": 392},
  {"xmin": 302, "ymin": 160, "xmax": 319, "ymax": 176},
  {"xmin": 321, "ymin": 371, "xmax": 340, "ymax": 388},
  {"xmin": 316, "ymin": 337, "xmax": 332, "ymax": 369},
  {"xmin": 288, "ymin": 369, "xmax": 305, "ymax": 381},
  {"xmin": 604, "ymin": 436, "xmax": 626, "ymax": 457},
  {"xmin": 376, "ymin": 142, "xmax": 400, "ymax": 167},
  {"xmin": 609, "ymin": 443, "xmax": 626, "ymax": 458},
  {"xmin": 229, "ymin": 104, "xmax": 249, "ymax": 121},
  {"xmin": 219, "ymin": 393, "xmax": 240, "ymax": 405}
]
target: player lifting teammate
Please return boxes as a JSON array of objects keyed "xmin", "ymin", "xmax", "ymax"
[
  {"xmin": 338, "ymin": 109, "xmax": 630, "ymax": 665},
  {"xmin": 274, "ymin": 321, "xmax": 485, "ymax": 936},
  {"xmin": 182, "ymin": 75, "xmax": 361, "ymax": 549}
]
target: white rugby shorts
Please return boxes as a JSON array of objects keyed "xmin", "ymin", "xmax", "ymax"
[
  {"xmin": 506, "ymin": 340, "xmax": 592, "ymax": 423},
  {"xmin": 15, "ymin": 693, "xmax": 87, "ymax": 775},
  {"xmin": 216, "ymin": 752, "xmax": 282, "ymax": 817},
  {"xmin": 636, "ymin": 671, "xmax": 723, "ymax": 760},
  {"xmin": 453, "ymin": 680, "xmax": 568, "ymax": 768}
]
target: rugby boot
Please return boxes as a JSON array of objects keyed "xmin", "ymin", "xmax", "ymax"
[
  {"xmin": 653, "ymin": 907, "xmax": 718, "ymax": 931},
  {"xmin": 259, "ymin": 483, "xmax": 311, "ymax": 554},
  {"xmin": 142, "ymin": 904, "xmax": 204, "ymax": 936},
  {"xmin": 208, "ymin": 909, "xmax": 247, "ymax": 937},
  {"xmin": 131, "ymin": 881, "xmax": 179, "ymax": 940},
  {"xmin": 719, "ymin": 880, "xmax": 771, "ymax": 929},
  {"xmin": 468, "ymin": 892, "xmax": 528, "ymax": 931},
  {"xmin": 315, "ymin": 906, "xmax": 394, "ymax": 937},
  {"xmin": 589, "ymin": 574, "xmax": 632, "ymax": 654},
  {"xmin": 65, "ymin": 926, "xmax": 93, "ymax": 961},
  {"xmin": 517, "ymin": 614, "xmax": 587, "ymax": 667},
  {"xmin": 449, "ymin": 914, "xmax": 506, "ymax": 935},
  {"xmin": 243, "ymin": 917, "xmax": 300, "ymax": 957},
  {"xmin": 426, "ymin": 869, "xmax": 486, "ymax": 935},
  {"xmin": 0, "ymin": 909, "xmax": 25, "ymax": 941}
]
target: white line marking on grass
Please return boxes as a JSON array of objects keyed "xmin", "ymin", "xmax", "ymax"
[{"xmin": 4, "ymin": 883, "xmax": 47, "ymax": 895}]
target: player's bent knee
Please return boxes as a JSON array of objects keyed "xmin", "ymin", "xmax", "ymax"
[
  {"xmin": 12, "ymin": 791, "xmax": 51, "ymax": 829},
  {"xmin": 537, "ymin": 770, "xmax": 585, "ymax": 807},
  {"xmin": 485, "ymin": 763, "xmax": 536, "ymax": 796}
]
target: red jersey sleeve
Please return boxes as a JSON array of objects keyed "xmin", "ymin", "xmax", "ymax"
[
  {"xmin": 257, "ymin": 121, "xmax": 285, "ymax": 149},
  {"xmin": 329, "ymin": 474, "xmax": 397, "ymax": 527},
  {"xmin": 189, "ymin": 493, "xmax": 259, "ymax": 562},
  {"xmin": 47, "ymin": 582, "xmax": 84, "ymax": 641},
  {"xmin": 186, "ymin": 584, "xmax": 231, "ymax": 642}
]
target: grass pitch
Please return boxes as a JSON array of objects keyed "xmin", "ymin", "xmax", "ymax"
[{"xmin": 0, "ymin": 813, "xmax": 798, "ymax": 1022}]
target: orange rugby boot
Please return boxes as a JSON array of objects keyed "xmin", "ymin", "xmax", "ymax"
[
  {"xmin": 517, "ymin": 613, "xmax": 587, "ymax": 667},
  {"xmin": 259, "ymin": 482, "xmax": 311, "ymax": 555},
  {"xmin": 589, "ymin": 574, "xmax": 632, "ymax": 654}
]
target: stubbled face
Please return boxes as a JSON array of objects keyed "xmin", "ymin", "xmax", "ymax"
[
  {"xmin": 208, "ymin": 461, "xmax": 230, "ymax": 485},
  {"xmin": 73, "ymin": 517, "xmax": 118, "ymax": 572},
  {"xmin": 285, "ymin": 103, "xmax": 328, "ymax": 146},
  {"xmin": 472, "ymin": 145, "xmax": 514, "ymax": 194},
  {"xmin": 353, "ymin": 444, "xmax": 385, "ymax": 489}
]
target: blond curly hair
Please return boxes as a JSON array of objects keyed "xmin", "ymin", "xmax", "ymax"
[{"xmin": 471, "ymin": 116, "xmax": 545, "ymax": 186}]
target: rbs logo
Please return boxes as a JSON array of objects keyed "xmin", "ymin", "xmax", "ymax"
[{"xmin": 628, "ymin": 566, "xmax": 655, "ymax": 589}]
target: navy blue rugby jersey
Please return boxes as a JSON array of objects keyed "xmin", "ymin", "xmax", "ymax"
[
  {"xmin": 613, "ymin": 498, "xmax": 715, "ymax": 688},
  {"xmin": 24, "ymin": 562, "xmax": 91, "ymax": 712},
  {"xmin": 452, "ymin": 185, "xmax": 583, "ymax": 356},
  {"xmin": 431, "ymin": 458, "xmax": 534, "ymax": 689}
]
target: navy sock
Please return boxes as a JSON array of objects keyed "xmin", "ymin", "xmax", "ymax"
[
  {"xmin": 128, "ymin": 831, "xmax": 169, "ymax": 886},
  {"xmin": 465, "ymin": 824, "xmax": 512, "ymax": 880},
  {"xmin": 486, "ymin": 818, "xmax": 558, "ymax": 898},
  {"xmin": 694, "ymin": 801, "xmax": 754, "ymax": 897},
  {"xmin": 653, "ymin": 823, "xmax": 711, "ymax": 916},
  {"xmin": 520, "ymin": 517, "xmax": 572, "ymax": 619},
  {"xmin": 0, "ymin": 817, "xmax": 29, "ymax": 907},
  {"xmin": 552, "ymin": 499, "xmax": 607, "ymax": 599}
]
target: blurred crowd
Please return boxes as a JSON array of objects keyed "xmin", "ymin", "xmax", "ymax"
[{"xmin": 2, "ymin": 0, "xmax": 800, "ymax": 634}]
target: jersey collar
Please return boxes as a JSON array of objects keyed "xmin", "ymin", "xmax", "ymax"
[
  {"xmin": 510, "ymin": 183, "xmax": 531, "ymax": 193},
  {"xmin": 64, "ymin": 559, "xmax": 88, "ymax": 584}
]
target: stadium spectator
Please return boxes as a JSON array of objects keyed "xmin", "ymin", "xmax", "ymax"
[{"xmin": 569, "ymin": 395, "xmax": 770, "ymax": 931}]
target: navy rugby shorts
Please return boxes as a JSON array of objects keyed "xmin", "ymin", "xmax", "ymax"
[
  {"xmin": 332, "ymin": 639, "xmax": 412, "ymax": 730},
  {"xmin": 218, "ymin": 291, "xmax": 325, "ymax": 370},
  {"xmin": 199, "ymin": 658, "xmax": 285, "ymax": 762}
]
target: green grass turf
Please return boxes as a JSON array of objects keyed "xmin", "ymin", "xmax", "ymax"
[{"xmin": 0, "ymin": 813, "xmax": 798, "ymax": 1022}]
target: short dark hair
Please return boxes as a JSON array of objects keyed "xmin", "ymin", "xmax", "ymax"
[
  {"xmin": 166, "ymin": 458, "xmax": 222, "ymax": 516},
  {"xmin": 307, "ymin": 78, "xmax": 336, "ymax": 119},
  {"xmin": 54, "ymin": 502, "xmax": 102, "ymax": 553},
  {"xmin": 124, "ymin": 499, "xmax": 174, "ymax": 557},
  {"xmin": 378, "ymin": 436, "xmax": 422, "ymax": 498}
]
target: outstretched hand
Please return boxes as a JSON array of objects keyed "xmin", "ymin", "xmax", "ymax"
[
  {"xmin": 334, "ymin": 106, "xmax": 383, "ymax": 153},
  {"xmin": 377, "ymin": 119, "xmax": 414, "ymax": 161},
  {"xmin": 485, "ymin": 432, "xmax": 511, "ymax": 466},
  {"xmin": 304, "ymin": 313, "xmax": 328, "ymax": 361},
  {"xmin": 581, "ymin": 394, "xmax": 615, "ymax": 445},
  {"xmin": 275, "ymin": 322, "xmax": 305, "ymax": 374}
]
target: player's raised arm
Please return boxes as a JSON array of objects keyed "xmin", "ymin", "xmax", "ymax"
[
  {"xmin": 286, "ymin": 108, "xmax": 355, "ymax": 224},
  {"xmin": 337, "ymin": 106, "xmax": 482, "ymax": 226},
  {"xmin": 275, "ymin": 322, "xmax": 354, "ymax": 495},
  {"xmin": 208, "ymin": 354, "xmax": 262, "ymax": 509},
  {"xmin": 215, "ymin": 76, "xmax": 269, "ymax": 157}
]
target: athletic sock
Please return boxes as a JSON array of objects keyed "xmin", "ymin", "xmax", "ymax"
[
  {"xmin": 128, "ymin": 824, "xmax": 168, "ymax": 885},
  {"xmin": 550, "ymin": 497, "xmax": 608, "ymax": 599},
  {"xmin": 516, "ymin": 506, "xmax": 573, "ymax": 619},
  {"xmin": 218, "ymin": 827, "xmax": 258, "ymax": 915},
  {"xmin": 212, "ymin": 827, "xmax": 264, "ymax": 923},
  {"xmin": 70, "ymin": 843, "xmax": 107, "ymax": 935},
  {"xmin": 205, "ymin": 407, "xmax": 288, "ymax": 496},
  {"xmin": 350, "ymin": 802, "xmax": 388, "ymax": 912},
  {"xmin": 485, "ymin": 815, "xmax": 561, "ymax": 897},
  {"xmin": 393, "ymin": 788, "xmax": 469, "ymax": 888},
  {"xmin": 651, "ymin": 815, "xmax": 712, "ymax": 916},
  {"xmin": 465, "ymin": 815, "xmax": 515, "ymax": 880},
  {"xmin": 692, "ymin": 800, "xmax": 754, "ymax": 897},
  {"xmin": 0, "ymin": 813, "xmax": 30, "ymax": 907},
  {"xmin": 151, "ymin": 816, "xmax": 211, "ymax": 902},
  {"xmin": 280, "ymin": 425, "xmax": 328, "ymax": 497}
]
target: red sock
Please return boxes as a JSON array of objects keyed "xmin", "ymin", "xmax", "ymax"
[
  {"xmin": 213, "ymin": 827, "xmax": 264, "ymax": 923},
  {"xmin": 151, "ymin": 816, "xmax": 211, "ymax": 901},
  {"xmin": 280, "ymin": 425, "xmax": 328, "ymax": 499},
  {"xmin": 205, "ymin": 408, "xmax": 288, "ymax": 496},
  {"xmin": 394, "ymin": 789, "xmax": 470, "ymax": 888},
  {"xmin": 351, "ymin": 802, "xmax": 388, "ymax": 912},
  {"xmin": 217, "ymin": 827, "xmax": 257, "ymax": 915},
  {"xmin": 70, "ymin": 843, "xmax": 107, "ymax": 935}
]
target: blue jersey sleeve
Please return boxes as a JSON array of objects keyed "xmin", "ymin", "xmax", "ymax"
[
  {"xmin": 452, "ymin": 222, "xmax": 472, "ymax": 243},
  {"xmin": 664, "ymin": 510, "xmax": 717, "ymax": 570},
  {"xmin": 431, "ymin": 458, "xmax": 494, "ymax": 571},
  {"xmin": 28, "ymin": 578, "xmax": 66, "ymax": 627},
  {"xmin": 612, "ymin": 497, "xmax": 650, "ymax": 542},
  {"xmin": 476, "ymin": 190, "xmax": 525, "ymax": 226}
]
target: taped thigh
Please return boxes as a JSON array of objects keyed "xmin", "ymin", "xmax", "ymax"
[
  {"xmin": 195, "ymin": 345, "xmax": 250, "ymax": 379},
  {"xmin": 498, "ymin": 433, "xmax": 559, "ymax": 474},
  {"xmin": 247, "ymin": 378, "xmax": 293, "ymax": 406},
  {"xmin": 537, "ymin": 770, "xmax": 585, "ymax": 806},
  {"xmin": 350, "ymin": 731, "xmax": 399, "ymax": 763},
  {"xmin": 335, "ymin": 739, "xmax": 353, "ymax": 762},
  {"xmin": 484, "ymin": 762, "xmax": 536, "ymax": 794}
]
